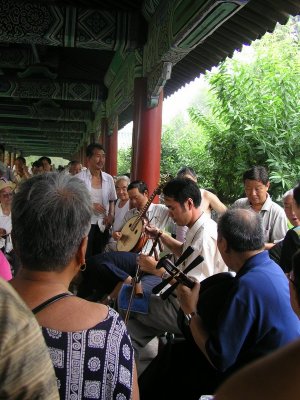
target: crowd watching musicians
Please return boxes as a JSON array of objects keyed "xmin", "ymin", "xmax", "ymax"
[
  {"xmin": 0, "ymin": 278, "xmax": 59, "ymax": 399},
  {"xmin": 233, "ymin": 165, "xmax": 288, "ymax": 249},
  {"xmin": 119, "ymin": 178, "xmax": 228, "ymax": 375},
  {"xmin": 10, "ymin": 173, "xmax": 139, "ymax": 400},
  {"xmin": 77, "ymin": 143, "xmax": 117, "ymax": 258},
  {"xmin": 145, "ymin": 209, "xmax": 300, "ymax": 400}
]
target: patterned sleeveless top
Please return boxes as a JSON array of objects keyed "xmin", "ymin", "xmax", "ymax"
[{"xmin": 42, "ymin": 307, "xmax": 134, "ymax": 400}]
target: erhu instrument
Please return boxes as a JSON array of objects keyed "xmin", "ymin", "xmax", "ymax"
[{"xmin": 152, "ymin": 247, "xmax": 204, "ymax": 300}]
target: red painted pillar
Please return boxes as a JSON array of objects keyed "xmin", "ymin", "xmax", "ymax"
[
  {"xmin": 105, "ymin": 119, "xmax": 118, "ymax": 177},
  {"xmin": 131, "ymin": 77, "xmax": 163, "ymax": 200}
]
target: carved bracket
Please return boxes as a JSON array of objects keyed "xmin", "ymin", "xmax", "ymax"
[{"xmin": 147, "ymin": 62, "xmax": 172, "ymax": 108}]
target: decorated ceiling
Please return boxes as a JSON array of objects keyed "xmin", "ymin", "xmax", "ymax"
[{"xmin": 0, "ymin": 0, "xmax": 299, "ymax": 158}]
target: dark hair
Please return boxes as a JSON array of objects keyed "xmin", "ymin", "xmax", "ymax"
[
  {"xmin": 293, "ymin": 183, "xmax": 300, "ymax": 207},
  {"xmin": 127, "ymin": 180, "xmax": 148, "ymax": 194},
  {"xmin": 292, "ymin": 250, "xmax": 300, "ymax": 305},
  {"xmin": 32, "ymin": 160, "xmax": 42, "ymax": 168},
  {"xmin": 38, "ymin": 156, "xmax": 52, "ymax": 165},
  {"xmin": 243, "ymin": 166, "xmax": 269, "ymax": 185},
  {"xmin": 16, "ymin": 156, "xmax": 26, "ymax": 165},
  {"xmin": 69, "ymin": 160, "xmax": 80, "ymax": 166},
  {"xmin": 12, "ymin": 173, "xmax": 92, "ymax": 271},
  {"xmin": 163, "ymin": 178, "xmax": 201, "ymax": 208},
  {"xmin": 86, "ymin": 143, "xmax": 105, "ymax": 158},
  {"xmin": 218, "ymin": 208, "xmax": 264, "ymax": 252},
  {"xmin": 177, "ymin": 166, "xmax": 197, "ymax": 181}
]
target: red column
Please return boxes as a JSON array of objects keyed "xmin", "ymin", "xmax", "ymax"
[
  {"xmin": 131, "ymin": 77, "xmax": 163, "ymax": 200},
  {"xmin": 105, "ymin": 119, "xmax": 118, "ymax": 176}
]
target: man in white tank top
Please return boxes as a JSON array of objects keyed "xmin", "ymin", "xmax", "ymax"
[{"xmin": 77, "ymin": 143, "xmax": 117, "ymax": 258}]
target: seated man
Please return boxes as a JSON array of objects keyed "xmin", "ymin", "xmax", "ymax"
[
  {"xmin": 176, "ymin": 166, "xmax": 227, "ymax": 241},
  {"xmin": 232, "ymin": 165, "xmax": 287, "ymax": 249},
  {"xmin": 77, "ymin": 180, "xmax": 171, "ymax": 302},
  {"xmin": 174, "ymin": 208, "xmax": 300, "ymax": 399},
  {"xmin": 120, "ymin": 178, "xmax": 228, "ymax": 375},
  {"xmin": 215, "ymin": 249, "xmax": 300, "ymax": 400}
]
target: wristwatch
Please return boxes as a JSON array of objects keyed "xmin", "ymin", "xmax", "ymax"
[{"xmin": 184, "ymin": 311, "xmax": 197, "ymax": 325}]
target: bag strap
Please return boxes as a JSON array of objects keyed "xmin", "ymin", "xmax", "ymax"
[{"xmin": 32, "ymin": 292, "xmax": 74, "ymax": 315}]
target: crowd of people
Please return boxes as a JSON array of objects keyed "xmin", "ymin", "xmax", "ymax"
[{"xmin": 1, "ymin": 143, "xmax": 300, "ymax": 400}]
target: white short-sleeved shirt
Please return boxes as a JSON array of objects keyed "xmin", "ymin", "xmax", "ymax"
[
  {"xmin": 122, "ymin": 203, "xmax": 171, "ymax": 254},
  {"xmin": 181, "ymin": 213, "xmax": 228, "ymax": 282},
  {"xmin": 77, "ymin": 169, "xmax": 117, "ymax": 225},
  {"xmin": 233, "ymin": 195, "xmax": 288, "ymax": 243}
]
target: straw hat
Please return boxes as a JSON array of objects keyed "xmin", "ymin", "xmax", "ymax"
[{"xmin": 0, "ymin": 179, "xmax": 16, "ymax": 192}]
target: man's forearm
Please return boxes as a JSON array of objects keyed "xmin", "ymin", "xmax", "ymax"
[{"xmin": 159, "ymin": 230, "xmax": 183, "ymax": 257}]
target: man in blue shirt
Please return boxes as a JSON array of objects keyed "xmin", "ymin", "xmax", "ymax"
[{"xmin": 175, "ymin": 208, "xmax": 300, "ymax": 397}]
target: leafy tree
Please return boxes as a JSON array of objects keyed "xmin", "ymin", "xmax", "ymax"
[
  {"xmin": 189, "ymin": 17, "xmax": 300, "ymax": 204},
  {"xmin": 117, "ymin": 147, "xmax": 132, "ymax": 175},
  {"xmin": 160, "ymin": 114, "xmax": 208, "ymax": 181}
]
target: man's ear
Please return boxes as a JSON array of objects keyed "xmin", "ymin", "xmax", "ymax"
[
  {"xmin": 187, "ymin": 198, "xmax": 194, "ymax": 209},
  {"xmin": 218, "ymin": 236, "xmax": 229, "ymax": 254},
  {"xmin": 266, "ymin": 181, "xmax": 270, "ymax": 191}
]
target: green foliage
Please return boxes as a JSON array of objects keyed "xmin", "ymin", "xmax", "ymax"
[
  {"xmin": 188, "ymin": 17, "xmax": 300, "ymax": 203},
  {"xmin": 117, "ymin": 147, "xmax": 132, "ymax": 175},
  {"xmin": 160, "ymin": 114, "xmax": 209, "ymax": 182}
]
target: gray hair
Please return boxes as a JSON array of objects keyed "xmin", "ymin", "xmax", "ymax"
[
  {"xmin": 218, "ymin": 208, "xmax": 264, "ymax": 252},
  {"xmin": 116, "ymin": 175, "xmax": 130, "ymax": 185},
  {"xmin": 283, "ymin": 189, "xmax": 294, "ymax": 200},
  {"xmin": 12, "ymin": 172, "xmax": 92, "ymax": 271}
]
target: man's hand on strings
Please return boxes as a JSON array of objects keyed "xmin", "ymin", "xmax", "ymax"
[
  {"xmin": 112, "ymin": 231, "xmax": 122, "ymax": 240},
  {"xmin": 145, "ymin": 224, "xmax": 160, "ymax": 239}
]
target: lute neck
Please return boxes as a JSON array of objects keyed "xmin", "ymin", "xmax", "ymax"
[{"xmin": 132, "ymin": 190, "xmax": 158, "ymax": 230}]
